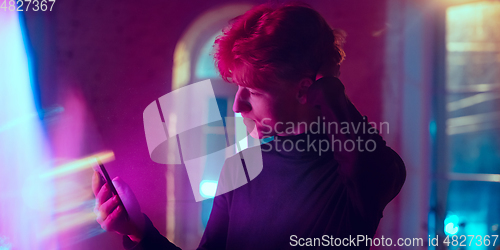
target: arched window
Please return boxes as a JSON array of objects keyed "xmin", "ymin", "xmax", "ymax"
[{"xmin": 168, "ymin": 4, "xmax": 259, "ymax": 249}]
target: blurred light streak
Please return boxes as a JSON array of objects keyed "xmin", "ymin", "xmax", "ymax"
[
  {"xmin": 0, "ymin": 112, "xmax": 38, "ymax": 133},
  {"xmin": 447, "ymin": 173, "xmax": 500, "ymax": 183},
  {"xmin": 43, "ymin": 85, "xmax": 109, "ymax": 247},
  {"xmin": 38, "ymin": 151, "xmax": 114, "ymax": 179},
  {"xmin": 447, "ymin": 92, "xmax": 500, "ymax": 111},
  {"xmin": 447, "ymin": 42, "xmax": 500, "ymax": 52},
  {"xmin": 447, "ymin": 112, "xmax": 500, "ymax": 134},
  {"xmin": 40, "ymin": 211, "xmax": 98, "ymax": 239},
  {"xmin": 447, "ymin": 111, "xmax": 500, "ymax": 127},
  {"xmin": 447, "ymin": 83, "xmax": 499, "ymax": 93},
  {"xmin": 447, "ymin": 122, "xmax": 500, "ymax": 135},
  {"xmin": 52, "ymin": 180, "xmax": 93, "ymax": 214},
  {"xmin": 0, "ymin": 10, "xmax": 56, "ymax": 250},
  {"xmin": 0, "ymin": 106, "xmax": 64, "ymax": 134}
]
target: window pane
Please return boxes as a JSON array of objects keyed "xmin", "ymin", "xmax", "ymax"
[{"xmin": 443, "ymin": 1, "xmax": 500, "ymax": 244}]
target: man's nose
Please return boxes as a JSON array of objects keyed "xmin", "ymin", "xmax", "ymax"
[{"xmin": 233, "ymin": 86, "xmax": 252, "ymax": 113}]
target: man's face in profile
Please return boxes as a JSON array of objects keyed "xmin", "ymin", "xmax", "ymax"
[{"xmin": 232, "ymin": 78, "xmax": 303, "ymax": 139}]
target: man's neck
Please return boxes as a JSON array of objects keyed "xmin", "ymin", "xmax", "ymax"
[{"xmin": 275, "ymin": 109, "xmax": 322, "ymax": 136}]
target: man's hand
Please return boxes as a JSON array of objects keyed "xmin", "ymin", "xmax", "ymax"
[
  {"xmin": 92, "ymin": 171, "xmax": 146, "ymax": 243},
  {"xmin": 307, "ymin": 76, "xmax": 357, "ymax": 124}
]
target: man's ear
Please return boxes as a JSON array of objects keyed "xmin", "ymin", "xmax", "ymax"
[{"xmin": 296, "ymin": 77, "xmax": 314, "ymax": 104}]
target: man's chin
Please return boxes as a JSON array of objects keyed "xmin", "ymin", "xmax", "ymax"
[
  {"xmin": 249, "ymin": 126, "xmax": 275, "ymax": 139},
  {"xmin": 242, "ymin": 118, "xmax": 258, "ymax": 138},
  {"xmin": 243, "ymin": 123, "xmax": 266, "ymax": 139},
  {"xmin": 249, "ymin": 129, "xmax": 261, "ymax": 139},
  {"xmin": 242, "ymin": 118, "xmax": 274, "ymax": 139},
  {"xmin": 245, "ymin": 124, "xmax": 260, "ymax": 139}
]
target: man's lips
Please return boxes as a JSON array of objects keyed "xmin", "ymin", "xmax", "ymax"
[
  {"xmin": 242, "ymin": 117, "xmax": 259, "ymax": 131},
  {"xmin": 242, "ymin": 117, "xmax": 255, "ymax": 126},
  {"xmin": 241, "ymin": 117, "xmax": 261, "ymax": 138}
]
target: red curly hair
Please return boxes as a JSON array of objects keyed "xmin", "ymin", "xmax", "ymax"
[{"xmin": 213, "ymin": 2, "xmax": 346, "ymax": 89}]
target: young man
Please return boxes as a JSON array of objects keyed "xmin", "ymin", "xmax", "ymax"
[{"xmin": 93, "ymin": 3, "xmax": 406, "ymax": 249}]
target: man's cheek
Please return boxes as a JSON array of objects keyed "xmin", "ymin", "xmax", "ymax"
[
  {"xmin": 274, "ymin": 122, "xmax": 289, "ymax": 134},
  {"xmin": 259, "ymin": 118, "xmax": 275, "ymax": 136}
]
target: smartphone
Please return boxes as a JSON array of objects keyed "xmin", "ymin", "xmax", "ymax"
[{"xmin": 94, "ymin": 158, "xmax": 130, "ymax": 220}]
